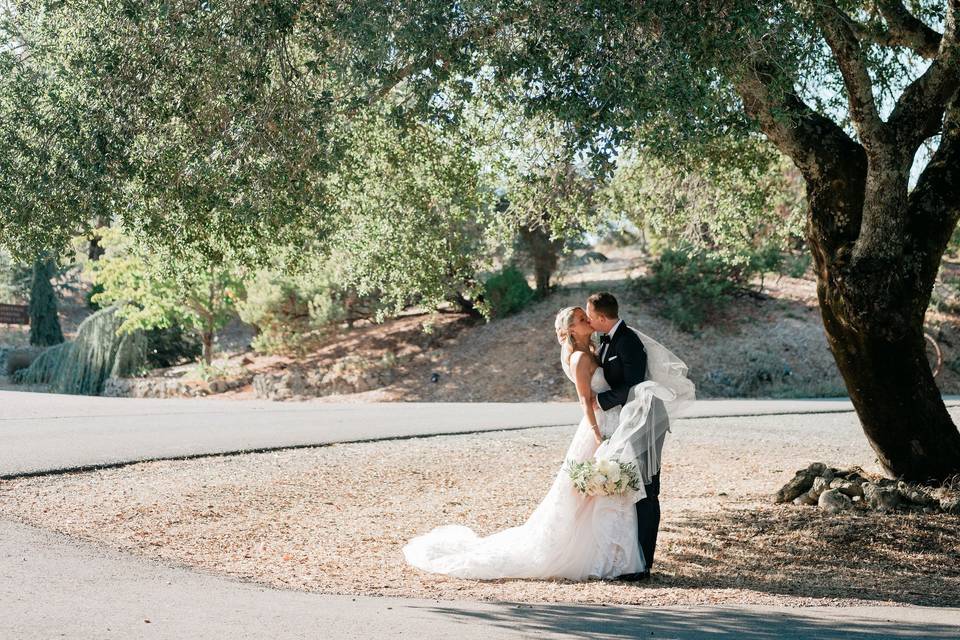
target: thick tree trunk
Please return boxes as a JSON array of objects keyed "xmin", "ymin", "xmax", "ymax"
[
  {"xmin": 518, "ymin": 224, "xmax": 561, "ymax": 298},
  {"xmin": 818, "ymin": 292, "xmax": 960, "ymax": 481},
  {"xmin": 807, "ymin": 152, "xmax": 960, "ymax": 483},
  {"xmin": 202, "ymin": 330, "xmax": 214, "ymax": 366}
]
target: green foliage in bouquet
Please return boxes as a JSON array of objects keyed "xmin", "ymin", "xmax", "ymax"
[{"xmin": 566, "ymin": 457, "xmax": 641, "ymax": 497}]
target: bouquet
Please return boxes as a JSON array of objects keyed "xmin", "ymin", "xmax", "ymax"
[{"xmin": 566, "ymin": 457, "xmax": 641, "ymax": 496}]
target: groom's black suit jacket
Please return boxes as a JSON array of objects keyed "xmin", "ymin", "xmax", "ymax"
[{"xmin": 597, "ymin": 322, "xmax": 648, "ymax": 412}]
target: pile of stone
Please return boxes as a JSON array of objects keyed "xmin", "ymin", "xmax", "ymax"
[
  {"xmin": 252, "ymin": 356, "xmax": 396, "ymax": 400},
  {"xmin": 775, "ymin": 462, "xmax": 960, "ymax": 515},
  {"xmin": 102, "ymin": 375, "xmax": 249, "ymax": 398}
]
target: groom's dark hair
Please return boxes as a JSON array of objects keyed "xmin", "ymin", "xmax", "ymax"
[{"xmin": 587, "ymin": 292, "xmax": 618, "ymax": 319}]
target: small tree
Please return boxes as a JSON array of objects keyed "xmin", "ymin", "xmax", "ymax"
[
  {"xmin": 90, "ymin": 230, "xmax": 242, "ymax": 365},
  {"xmin": 28, "ymin": 257, "xmax": 64, "ymax": 346}
]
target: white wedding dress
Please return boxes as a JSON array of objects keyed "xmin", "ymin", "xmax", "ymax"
[{"xmin": 402, "ymin": 361, "xmax": 644, "ymax": 580}]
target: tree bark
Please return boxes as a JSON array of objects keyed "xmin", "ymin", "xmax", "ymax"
[
  {"xmin": 518, "ymin": 224, "xmax": 561, "ymax": 298},
  {"xmin": 806, "ymin": 133, "xmax": 960, "ymax": 482},
  {"xmin": 202, "ymin": 331, "xmax": 213, "ymax": 366},
  {"xmin": 736, "ymin": 47, "xmax": 960, "ymax": 482}
]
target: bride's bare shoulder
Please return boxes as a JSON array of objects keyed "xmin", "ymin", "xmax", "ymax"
[{"xmin": 568, "ymin": 349, "xmax": 596, "ymax": 373}]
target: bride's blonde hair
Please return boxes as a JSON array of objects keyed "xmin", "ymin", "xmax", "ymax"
[{"xmin": 555, "ymin": 306, "xmax": 594, "ymax": 364}]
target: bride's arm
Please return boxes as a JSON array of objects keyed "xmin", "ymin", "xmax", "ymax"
[{"xmin": 571, "ymin": 352, "xmax": 603, "ymax": 444}]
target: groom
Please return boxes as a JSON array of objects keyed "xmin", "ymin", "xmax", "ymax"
[{"xmin": 586, "ymin": 291, "xmax": 658, "ymax": 582}]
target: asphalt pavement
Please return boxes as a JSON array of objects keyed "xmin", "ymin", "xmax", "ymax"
[
  {"xmin": 4, "ymin": 390, "xmax": 945, "ymax": 478},
  {"xmin": 3, "ymin": 392, "xmax": 960, "ymax": 638},
  {"xmin": 3, "ymin": 518, "xmax": 958, "ymax": 640}
]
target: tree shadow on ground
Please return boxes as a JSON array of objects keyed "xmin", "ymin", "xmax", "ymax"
[
  {"xmin": 418, "ymin": 602, "xmax": 960, "ymax": 639},
  {"xmin": 652, "ymin": 507, "xmax": 960, "ymax": 607}
]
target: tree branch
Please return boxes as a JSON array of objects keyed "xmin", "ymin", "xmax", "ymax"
[
  {"xmin": 888, "ymin": 0, "xmax": 960, "ymax": 152},
  {"xmin": 353, "ymin": 11, "xmax": 526, "ymax": 113},
  {"xmin": 909, "ymin": 94, "xmax": 960, "ymax": 234},
  {"xmin": 734, "ymin": 61, "xmax": 868, "ymax": 263},
  {"xmin": 815, "ymin": 1, "xmax": 886, "ymax": 146},
  {"xmin": 855, "ymin": 0, "xmax": 945, "ymax": 59},
  {"xmin": 733, "ymin": 63, "xmax": 862, "ymax": 181}
]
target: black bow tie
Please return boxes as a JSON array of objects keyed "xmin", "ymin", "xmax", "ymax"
[{"xmin": 599, "ymin": 334, "xmax": 611, "ymax": 345}]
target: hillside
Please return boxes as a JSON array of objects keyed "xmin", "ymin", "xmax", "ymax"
[{"xmin": 5, "ymin": 244, "xmax": 960, "ymax": 401}]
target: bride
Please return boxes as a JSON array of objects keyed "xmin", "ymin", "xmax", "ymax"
[{"xmin": 402, "ymin": 306, "xmax": 690, "ymax": 580}]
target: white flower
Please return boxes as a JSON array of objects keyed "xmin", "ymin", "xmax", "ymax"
[{"xmin": 596, "ymin": 458, "xmax": 621, "ymax": 484}]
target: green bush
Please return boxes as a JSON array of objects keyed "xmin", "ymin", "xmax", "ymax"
[
  {"xmin": 781, "ymin": 252, "xmax": 812, "ymax": 279},
  {"xmin": 86, "ymin": 281, "xmax": 105, "ymax": 310},
  {"xmin": 0, "ymin": 250, "xmax": 31, "ymax": 303},
  {"xmin": 931, "ymin": 268, "xmax": 960, "ymax": 314},
  {"xmin": 482, "ymin": 265, "xmax": 535, "ymax": 319},
  {"xmin": 143, "ymin": 323, "xmax": 203, "ymax": 368},
  {"xmin": 238, "ymin": 264, "xmax": 383, "ymax": 354},
  {"xmin": 638, "ymin": 248, "xmax": 734, "ymax": 332},
  {"xmin": 638, "ymin": 244, "xmax": 789, "ymax": 332},
  {"xmin": 238, "ymin": 270, "xmax": 315, "ymax": 354}
]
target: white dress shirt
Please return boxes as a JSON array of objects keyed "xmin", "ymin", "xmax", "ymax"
[{"xmin": 599, "ymin": 319, "xmax": 623, "ymax": 363}]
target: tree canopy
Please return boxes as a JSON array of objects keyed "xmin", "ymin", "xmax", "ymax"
[{"xmin": 1, "ymin": 0, "xmax": 959, "ymax": 480}]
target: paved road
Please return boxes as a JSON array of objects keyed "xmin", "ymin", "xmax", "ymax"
[
  {"xmin": 4, "ymin": 394, "xmax": 960, "ymax": 638},
  {"xmin": 7, "ymin": 390, "xmax": 958, "ymax": 478},
  {"xmin": 3, "ymin": 519, "xmax": 957, "ymax": 640}
]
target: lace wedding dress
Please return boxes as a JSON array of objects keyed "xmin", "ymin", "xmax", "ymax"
[{"xmin": 402, "ymin": 359, "xmax": 644, "ymax": 580}]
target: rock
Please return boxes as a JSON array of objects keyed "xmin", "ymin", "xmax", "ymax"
[
  {"xmin": 807, "ymin": 462, "xmax": 827, "ymax": 476},
  {"xmin": 830, "ymin": 479, "xmax": 864, "ymax": 498},
  {"xmin": 793, "ymin": 493, "xmax": 818, "ymax": 506},
  {"xmin": 775, "ymin": 467, "xmax": 819, "ymax": 503},
  {"xmin": 862, "ymin": 482, "xmax": 900, "ymax": 512},
  {"xmin": 896, "ymin": 481, "xmax": 936, "ymax": 508},
  {"xmin": 807, "ymin": 476, "xmax": 830, "ymax": 501},
  {"xmin": 940, "ymin": 495, "xmax": 960, "ymax": 514},
  {"xmin": 818, "ymin": 489, "xmax": 852, "ymax": 514}
]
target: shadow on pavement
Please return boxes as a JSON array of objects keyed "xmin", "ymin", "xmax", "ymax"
[{"xmin": 421, "ymin": 603, "xmax": 960, "ymax": 639}]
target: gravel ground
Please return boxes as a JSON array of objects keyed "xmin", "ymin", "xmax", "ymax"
[{"xmin": 1, "ymin": 413, "xmax": 958, "ymax": 608}]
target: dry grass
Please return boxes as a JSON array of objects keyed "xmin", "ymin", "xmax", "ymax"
[{"xmin": 1, "ymin": 416, "xmax": 958, "ymax": 608}]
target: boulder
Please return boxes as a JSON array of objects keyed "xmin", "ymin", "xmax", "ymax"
[
  {"xmin": 806, "ymin": 476, "xmax": 832, "ymax": 502},
  {"xmin": 793, "ymin": 493, "xmax": 818, "ymax": 506},
  {"xmin": 896, "ymin": 481, "xmax": 936, "ymax": 508},
  {"xmin": 830, "ymin": 479, "xmax": 864, "ymax": 498},
  {"xmin": 862, "ymin": 482, "xmax": 900, "ymax": 512},
  {"xmin": 818, "ymin": 489, "xmax": 852, "ymax": 514},
  {"xmin": 775, "ymin": 464, "xmax": 823, "ymax": 503}
]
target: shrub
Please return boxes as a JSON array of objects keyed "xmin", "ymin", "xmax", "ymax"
[
  {"xmin": 14, "ymin": 305, "xmax": 148, "ymax": 395},
  {"xmin": 237, "ymin": 264, "xmax": 383, "ymax": 355},
  {"xmin": 931, "ymin": 268, "xmax": 960, "ymax": 314},
  {"xmin": 238, "ymin": 269, "xmax": 314, "ymax": 353},
  {"xmin": 482, "ymin": 265, "xmax": 535, "ymax": 319},
  {"xmin": 782, "ymin": 252, "xmax": 812, "ymax": 279},
  {"xmin": 29, "ymin": 258, "xmax": 65, "ymax": 346},
  {"xmin": 638, "ymin": 247, "xmax": 739, "ymax": 332},
  {"xmin": 143, "ymin": 323, "xmax": 203, "ymax": 368}
]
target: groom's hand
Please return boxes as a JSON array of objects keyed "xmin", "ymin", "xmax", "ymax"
[{"xmin": 593, "ymin": 396, "xmax": 601, "ymax": 411}]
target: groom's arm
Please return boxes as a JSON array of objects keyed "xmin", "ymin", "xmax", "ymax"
[{"xmin": 597, "ymin": 336, "xmax": 647, "ymax": 411}]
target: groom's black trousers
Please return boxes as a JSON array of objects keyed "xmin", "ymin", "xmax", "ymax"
[{"xmin": 636, "ymin": 472, "xmax": 661, "ymax": 569}]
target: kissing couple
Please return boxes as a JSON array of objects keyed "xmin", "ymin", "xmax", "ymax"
[{"xmin": 404, "ymin": 292, "xmax": 695, "ymax": 581}]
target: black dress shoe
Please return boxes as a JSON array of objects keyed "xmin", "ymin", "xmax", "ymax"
[{"xmin": 615, "ymin": 570, "xmax": 651, "ymax": 582}]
